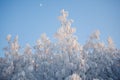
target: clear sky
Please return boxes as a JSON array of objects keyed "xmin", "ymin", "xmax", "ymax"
[{"xmin": 0, "ymin": 0, "xmax": 120, "ymax": 56}]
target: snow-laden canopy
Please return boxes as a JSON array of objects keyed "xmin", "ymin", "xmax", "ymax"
[{"xmin": 0, "ymin": 9, "xmax": 120, "ymax": 80}]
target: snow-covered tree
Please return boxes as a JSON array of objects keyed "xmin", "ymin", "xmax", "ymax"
[{"xmin": 0, "ymin": 9, "xmax": 120, "ymax": 80}]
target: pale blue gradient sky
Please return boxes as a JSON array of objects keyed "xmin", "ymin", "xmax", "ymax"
[{"xmin": 0, "ymin": 0, "xmax": 120, "ymax": 56}]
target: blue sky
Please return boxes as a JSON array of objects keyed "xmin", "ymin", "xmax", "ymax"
[{"xmin": 0, "ymin": 0, "xmax": 120, "ymax": 56}]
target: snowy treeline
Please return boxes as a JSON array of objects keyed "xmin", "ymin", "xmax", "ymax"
[{"xmin": 0, "ymin": 9, "xmax": 120, "ymax": 80}]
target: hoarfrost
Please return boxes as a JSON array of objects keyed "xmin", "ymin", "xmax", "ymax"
[{"xmin": 0, "ymin": 9, "xmax": 120, "ymax": 80}]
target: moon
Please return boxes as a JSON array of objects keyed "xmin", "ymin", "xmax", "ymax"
[{"xmin": 40, "ymin": 3, "xmax": 42, "ymax": 7}]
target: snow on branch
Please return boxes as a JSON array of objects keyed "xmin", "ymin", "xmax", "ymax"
[{"xmin": 0, "ymin": 9, "xmax": 120, "ymax": 80}]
